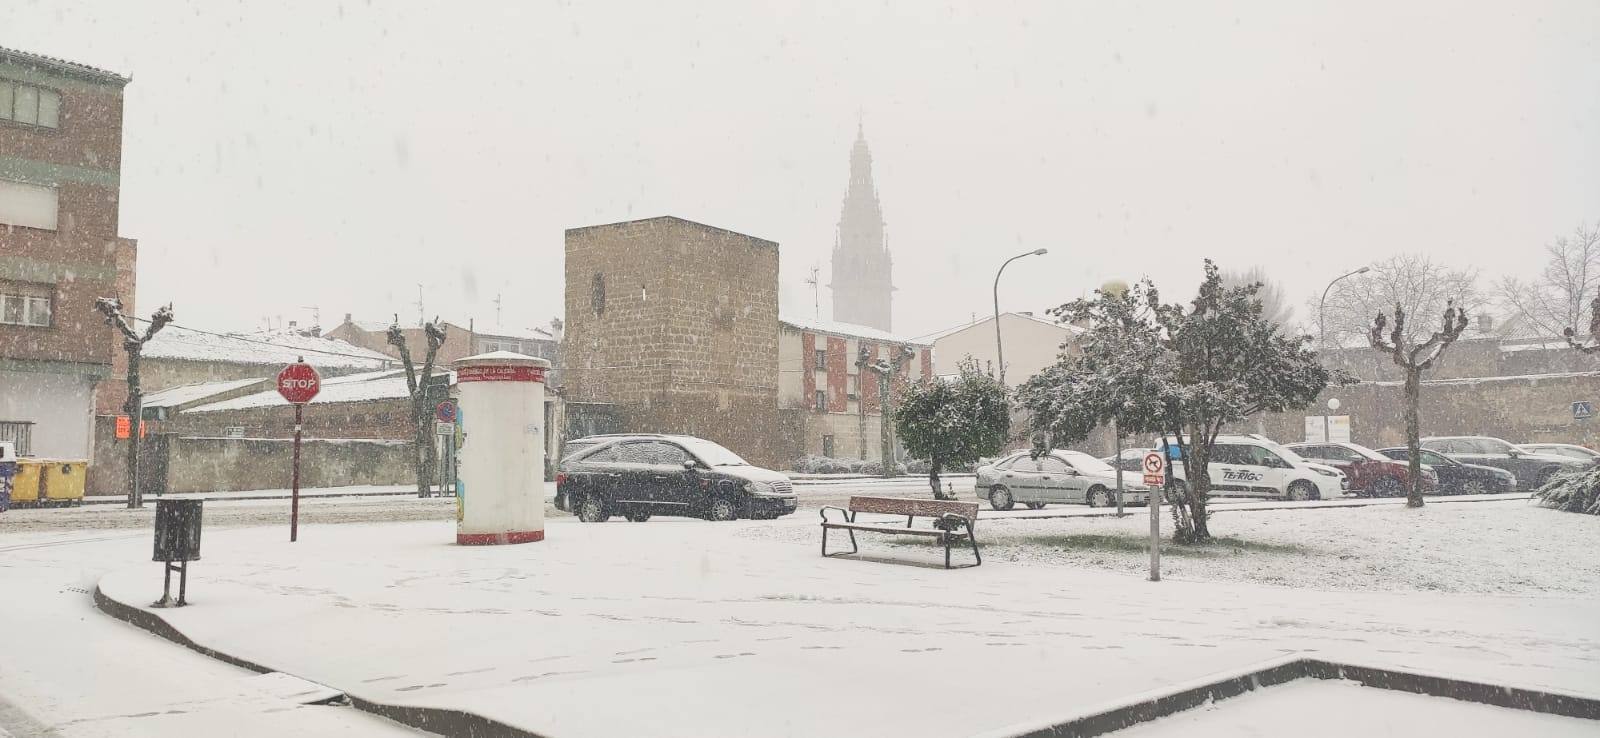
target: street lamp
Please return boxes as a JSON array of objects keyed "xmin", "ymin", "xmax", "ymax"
[
  {"xmin": 993, "ymin": 248, "xmax": 1049, "ymax": 386},
  {"xmin": 1324, "ymin": 397, "xmax": 1342, "ymax": 443},
  {"xmin": 1319, "ymin": 266, "xmax": 1372, "ymax": 349}
]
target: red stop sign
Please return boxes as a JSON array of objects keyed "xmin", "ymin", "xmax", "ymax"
[{"xmin": 277, "ymin": 361, "xmax": 321, "ymax": 404}]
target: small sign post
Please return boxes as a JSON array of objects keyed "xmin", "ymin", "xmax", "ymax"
[
  {"xmin": 1144, "ymin": 449, "xmax": 1166, "ymax": 582},
  {"xmin": 276, "ymin": 358, "xmax": 321, "ymax": 542}
]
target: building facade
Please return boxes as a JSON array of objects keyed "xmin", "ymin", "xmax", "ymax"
[
  {"xmin": 778, "ymin": 317, "xmax": 932, "ymax": 461},
  {"xmin": 561, "ymin": 216, "xmax": 792, "ymax": 468},
  {"xmin": 0, "ymin": 47, "xmax": 133, "ymax": 459},
  {"xmin": 931, "ymin": 312, "xmax": 1084, "ymax": 388},
  {"xmin": 829, "ymin": 124, "xmax": 894, "ymax": 332}
]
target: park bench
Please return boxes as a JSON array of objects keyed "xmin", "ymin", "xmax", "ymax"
[{"xmin": 819, "ymin": 496, "xmax": 981, "ymax": 569}]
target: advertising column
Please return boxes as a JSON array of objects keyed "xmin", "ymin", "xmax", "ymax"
[{"xmin": 454, "ymin": 352, "xmax": 550, "ymax": 545}]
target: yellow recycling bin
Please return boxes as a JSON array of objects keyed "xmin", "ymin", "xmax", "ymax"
[{"xmin": 12, "ymin": 459, "xmax": 88, "ymax": 506}]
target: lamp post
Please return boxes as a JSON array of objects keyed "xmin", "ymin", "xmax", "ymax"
[
  {"xmin": 1324, "ymin": 397, "xmax": 1342, "ymax": 443},
  {"xmin": 1319, "ymin": 266, "xmax": 1372, "ymax": 349},
  {"xmin": 993, "ymin": 248, "xmax": 1049, "ymax": 386}
]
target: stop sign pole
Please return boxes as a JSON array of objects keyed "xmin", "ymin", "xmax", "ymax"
[{"xmin": 276, "ymin": 358, "xmax": 321, "ymax": 542}]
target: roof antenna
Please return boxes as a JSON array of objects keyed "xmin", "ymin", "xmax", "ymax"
[{"xmin": 803, "ymin": 265, "xmax": 820, "ymax": 320}]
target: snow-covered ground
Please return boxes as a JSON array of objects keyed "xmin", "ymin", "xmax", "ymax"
[
  {"xmin": 82, "ymin": 512, "xmax": 1599, "ymax": 738},
  {"xmin": 0, "ymin": 531, "xmax": 426, "ymax": 737},
  {"xmin": 743, "ymin": 499, "xmax": 1596, "ymax": 595}
]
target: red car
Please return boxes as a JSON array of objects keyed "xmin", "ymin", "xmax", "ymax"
[{"xmin": 1286, "ymin": 442, "xmax": 1437, "ymax": 497}]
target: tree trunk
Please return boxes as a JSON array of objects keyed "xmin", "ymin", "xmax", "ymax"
[
  {"xmin": 125, "ymin": 346, "xmax": 143, "ymax": 509},
  {"xmin": 928, "ymin": 458, "xmax": 947, "ymax": 500},
  {"xmin": 1404, "ymin": 369, "xmax": 1425, "ymax": 508},
  {"xmin": 1179, "ymin": 428, "xmax": 1212, "ymax": 543},
  {"xmin": 412, "ymin": 398, "xmax": 432, "ymax": 498}
]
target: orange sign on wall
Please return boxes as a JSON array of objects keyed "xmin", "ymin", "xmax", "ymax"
[{"xmin": 114, "ymin": 416, "xmax": 147, "ymax": 439}]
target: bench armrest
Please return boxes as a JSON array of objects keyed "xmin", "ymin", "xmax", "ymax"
[{"xmin": 820, "ymin": 505, "xmax": 853, "ymax": 524}]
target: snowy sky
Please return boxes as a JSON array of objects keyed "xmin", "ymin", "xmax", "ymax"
[{"xmin": 6, "ymin": 1, "xmax": 1598, "ymax": 339}]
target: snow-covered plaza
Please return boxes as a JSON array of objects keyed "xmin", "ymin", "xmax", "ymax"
[{"xmin": 49, "ymin": 500, "xmax": 1598, "ymax": 737}]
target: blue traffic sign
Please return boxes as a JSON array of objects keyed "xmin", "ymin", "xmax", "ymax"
[{"xmin": 1574, "ymin": 401, "xmax": 1593, "ymax": 421}]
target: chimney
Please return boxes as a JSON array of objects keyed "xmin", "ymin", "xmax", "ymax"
[{"xmin": 344, "ymin": 312, "xmax": 352, "ymax": 324}]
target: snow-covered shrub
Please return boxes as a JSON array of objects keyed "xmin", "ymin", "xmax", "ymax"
[
  {"xmin": 1534, "ymin": 466, "xmax": 1600, "ymax": 515},
  {"xmin": 791, "ymin": 455, "xmax": 853, "ymax": 474}
]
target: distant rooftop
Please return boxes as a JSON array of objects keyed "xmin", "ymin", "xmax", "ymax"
[
  {"xmin": 566, "ymin": 215, "xmax": 778, "ymax": 247},
  {"xmin": 780, "ymin": 315, "xmax": 931, "ymax": 347},
  {"xmin": 919, "ymin": 311, "xmax": 1085, "ymax": 343},
  {"xmin": 0, "ymin": 46, "xmax": 130, "ymax": 86}
]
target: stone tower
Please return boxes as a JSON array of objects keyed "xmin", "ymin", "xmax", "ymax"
[{"xmin": 829, "ymin": 124, "xmax": 894, "ymax": 332}]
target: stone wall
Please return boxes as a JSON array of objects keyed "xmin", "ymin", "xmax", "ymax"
[
  {"xmin": 162, "ymin": 437, "xmax": 412, "ymax": 494},
  {"xmin": 562, "ymin": 217, "xmax": 786, "ymax": 468},
  {"xmin": 1244, "ymin": 371, "xmax": 1600, "ymax": 449}
]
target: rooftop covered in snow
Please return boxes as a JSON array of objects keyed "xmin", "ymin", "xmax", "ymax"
[
  {"xmin": 144, "ymin": 326, "xmax": 397, "ymax": 370},
  {"xmin": 779, "ymin": 315, "xmax": 931, "ymax": 347},
  {"xmin": 183, "ymin": 369, "xmax": 444, "ymax": 413}
]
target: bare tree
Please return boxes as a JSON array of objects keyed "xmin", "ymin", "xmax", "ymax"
[
  {"xmin": 1369, "ymin": 302, "xmax": 1469, "ymax": 508},
  {"xmin": 94, "ymin": 298, "xmax": 174, "ymax": 509},
  {"xmin": 388, "ymin": 317, "xmax": 446, "ymax": 498},
  {"xmin": 1221, "ymin": 266, "xmax": 1294, "ymax": 327},
  {"xmin": 1312, "ymin": 255, "xmax": 1483, "ymax": 349},
  {"xmin": 1501, "ymin": 223, "xmax": 1600, "ymax": 339}
]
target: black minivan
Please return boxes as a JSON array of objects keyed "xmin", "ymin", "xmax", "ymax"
[{"xmin": 555, "ymin": 434, "xmax": 798, "ymax": 522}]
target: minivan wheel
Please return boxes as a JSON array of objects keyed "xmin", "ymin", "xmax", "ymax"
[
  {"xmin": 1459, "ymin": 479, "xmax": 1488, "ymax": 496},
  {"xmin": 708, "ymin": 496, "xmax": 739, "ymax": 521},
  {"xmin": 1085, "ymin": 486, "xmax": 1109, "ymax": 508},
  {"xmin": 578, "ymin": 493, "xmax": 611, "ymax": 523},
  {"xmin": 1285, "ymin": 481, "xmax": 1318, "ymax": 502},
  {"xmin": 989, "ymin": 486, "xmax": 1015, "ymax": 511},
  {"xmin": 625, "ymin": 511, "xmax": 652, "ymax": 523},
  {"xmin": 1369, "ymin": 476, "xmax": 1402, "ymax": 498}
]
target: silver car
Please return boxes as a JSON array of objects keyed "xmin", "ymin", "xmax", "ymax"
[{"xmin": 975, "ymin": 449, "xmax": 1152, "ymax": 510}]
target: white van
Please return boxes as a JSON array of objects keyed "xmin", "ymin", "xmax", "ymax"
[{"xmin": 1160, "ymin": 435, "xmax": 1345, "ymax": 501}]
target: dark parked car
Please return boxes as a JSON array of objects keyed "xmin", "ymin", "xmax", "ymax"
[
  {"xmin": 556, "ymin": 434, "xmax": 797, "ymax": 522},
  {"xmin": 1286, "ymin": 441, "xmax": 1435, "ymax": 497},
  {"xmin": 1377, "ymin": 447, "xmax": 1517, "ymax": 495},
  {"xmin": 1419, "ymin": 436, "xmax": 1587, "ymax": 491}
]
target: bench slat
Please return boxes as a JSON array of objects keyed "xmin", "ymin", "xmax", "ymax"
[
  {"xmin": 822, "ymin": 522, "xmax": 968, "ymax": 538},
  {"xmin": 847, "ymin": 496, "xmax": 978, "ymax": 520}
]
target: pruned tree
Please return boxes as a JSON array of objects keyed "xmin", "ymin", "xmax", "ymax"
[
  {"xmin": 1311, "ymin": 254, "xmax": 1483, "ymax": 350},
  {"xmin": 1221, "ymin": 266, "xmax": 1294, "ymax": 328},
  {"xmin": 95, "ymin": 298, "xmax": 174, "ymax": 509},
  {"xmin": 388, "ymin": 316, "xmax": 446, "ymax": 498},
  {"xmin": 893, "ymin": 360, "xmax": 1009, "ymax": 501},
  {"xmin": 1563, "ymin": 297, "xmax": 1600, "ymax": 354},
  {"xmin": 1368, "ymin": 301, "xmax": 1470, "ymax": 508},
  {"xmin": 1501, "ymin": 223, "xmax": 1600, "ymax": 340},
  {"xmin": 1020, "ymin": 262, "xmax": 1337, "ymax": 543}
]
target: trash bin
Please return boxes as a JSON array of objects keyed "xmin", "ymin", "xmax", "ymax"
[
  {"xmin": 0, "ymin": 442, "xmax": 16, "ymax": 512},
  {"xmin": 154, "ymin": 499, "xmax": 204, "ymax": 562},
  {"xmin": 11, "ymin": 459, "xmax": 43, "ymax": 506},
  {"xmin": 42, "ymin": 460, "xmax": 87, "ymax": 506},
  {"xmin": 153, "ymin": 499, "xmax": 202, "ymax": 607}
]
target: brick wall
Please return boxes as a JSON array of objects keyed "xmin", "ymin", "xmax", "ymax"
[{"xmin": 826, "ymin": 336, "xmax": 848, "ymax": 412}]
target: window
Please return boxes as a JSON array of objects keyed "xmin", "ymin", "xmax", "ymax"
[
  {"xmin": 821, "ymin": 435, "xmax": 835, "ymax": 457},
  {"xmin": 814, "ymin": 348, "xmax": 827, "ymax": 370},
  {"xmin": 1211, "ymin": 444, "xmax": 1246, "ymax": 465},
  {"xmin": 615, "ymin": 442, "xmax": 652, "ymax": 464},
  {"xmin": 814, "ymin": 390, "xmax": 826, "ymax": 412},
  {"xmin": 1475, "ymin": 438, "xmax": 1516, "ymax": 455},
  {"xmin": 1041, "ymin": 457, "xmax": 1070, "ymax": 474},
  {"xmin": 1246, "ymin": 446, "xmax": 1291, "ymax": 468},
  {"xmin": 1420, "ymin": 450, "xmax": 1452, "ymax": 466},
  {"xmin": 0, "ymin": 282, "xmax": 52, "ymax": 327},
  {"xmin": 648, "ymin": 443, "xmax": 689, "ymax": 466},
  {"xmin": 0, "ymin": 80, "xmax": 61, "ymax": 129},
  {"xmin": 0, "ymin": 179, "xmax": 59, "ymax": 230},
  {"xmin": 584, "ymin": 445, "xmax": 618, "ymax": 463}
]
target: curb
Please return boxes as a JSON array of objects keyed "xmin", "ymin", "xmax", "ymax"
[
  {"xmin": 981, "ymin": 656, "xmax": 1600, "ymax": 738},
  {"xmin": 93, "ymin": 585, "xmax": 549, "ymax": 738}
]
